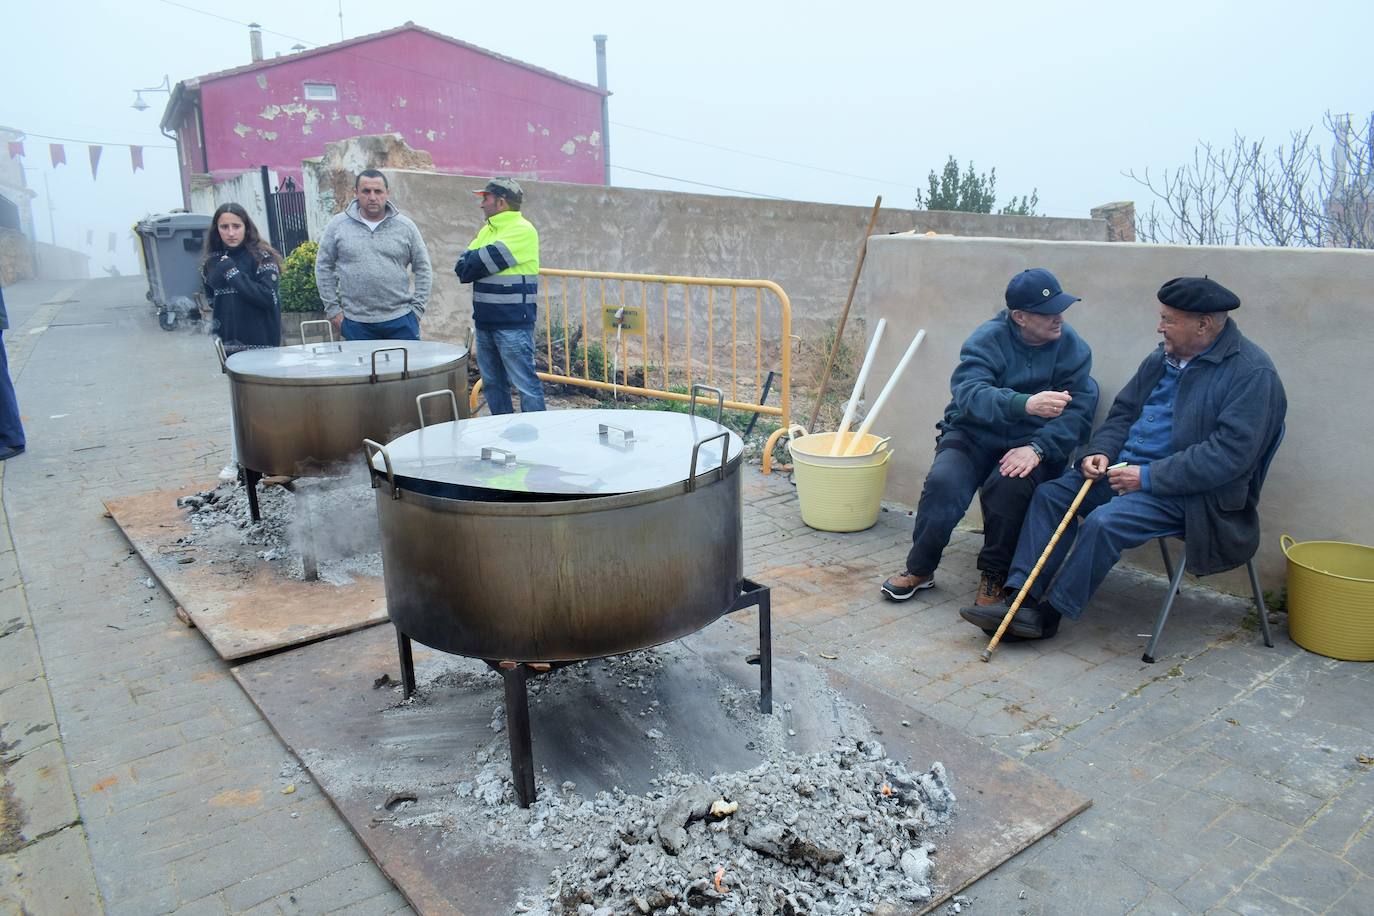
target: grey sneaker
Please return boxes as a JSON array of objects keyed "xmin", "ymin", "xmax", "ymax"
[{"xmin": 881, "ymin": 572, "xmax": 934, "ymax": 601}]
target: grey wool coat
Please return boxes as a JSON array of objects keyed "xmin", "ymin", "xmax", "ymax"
[{"xmin": 1085, "ymin": 319, "xmax": 1287, "ymax": 576}]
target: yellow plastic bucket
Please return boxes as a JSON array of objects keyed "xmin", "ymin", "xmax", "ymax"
[
  {"xmin": 787, "ymin": 427, "xmax": 891, "ymax": 467},
  {"xmin": 1281, "ymin": 535, "xmax": 1374, "ymax": 662},
  {"xmin": 791, "ymin": 448, "xmax": 892, "ymax": 532}
]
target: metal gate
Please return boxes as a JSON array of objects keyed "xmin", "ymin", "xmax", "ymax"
[
  {"xmin": 469, "ymin": 268, "xmax": 795, "ymax": 472},
  {"xmin": 260, "ymin": 166, "xmax": 309, "ymax": 256}
]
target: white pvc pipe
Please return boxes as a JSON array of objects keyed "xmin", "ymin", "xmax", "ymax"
[
  {"xmin": 844, "ymin": 329, "xmax": 927, "ymax": 455},
  {"xmin": 829, "ymin": 318, "xmax": 887, "ymax": 455}
]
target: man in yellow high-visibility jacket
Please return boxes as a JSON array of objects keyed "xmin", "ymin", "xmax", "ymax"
[{"xmin": 454, "ymin": 178, "xmax": 546, "ymax": 414}]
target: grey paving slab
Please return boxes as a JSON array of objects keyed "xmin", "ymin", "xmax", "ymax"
[
  {"xmin": 0, "ymin": 823, "xmax": 103, "ymax": 915},
  {"xmin": 1249, "ymin": 838, "xmax": 1363, "ymax": 912}
]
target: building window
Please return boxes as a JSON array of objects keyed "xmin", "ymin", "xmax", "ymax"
[{"xmin": 303, "ymin": 83, "xmax": 337, "ymax": 101}]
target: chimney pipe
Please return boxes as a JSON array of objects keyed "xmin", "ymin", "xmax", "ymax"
[
  {"xmin": 593, "ymin": 34, "xmax": 610, "ymax": 187},
  {"xmin": 249, "ymin": 22, "xmax": 264, "ymax": 63}
]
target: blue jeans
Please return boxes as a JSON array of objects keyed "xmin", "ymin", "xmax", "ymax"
[
  {"xmin": 0, "ymin": 330, "xmax": 23, "ymax": 449},
  {"xmin": 475, "ymin": 327, "xmax": 545, "ymax": 415},
  {"xmin": 1006, "ymin": 471, "xmax": 1185, "ymax": 618},
  {"xmin": 906, "ymin": 433, "xmax": 1061, "ymax": 577},
  {"xmin": 341, "ymin": 312, "xmax": 420, "ymax": 341}
]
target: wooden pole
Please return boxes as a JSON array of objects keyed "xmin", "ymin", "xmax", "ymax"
[{"xmin": 806, "ymin": 196, "xmax": 881, "ymax": 433}]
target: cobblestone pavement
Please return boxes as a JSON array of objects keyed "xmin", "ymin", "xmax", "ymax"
[{"xmin": 1, "ymin": 277, "xmax": 1370, "ymax": 914}]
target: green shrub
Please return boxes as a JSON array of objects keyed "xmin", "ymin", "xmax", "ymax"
[{"xmin": 279, "ymin": 241, "xmax": 324, "ymax": 313}]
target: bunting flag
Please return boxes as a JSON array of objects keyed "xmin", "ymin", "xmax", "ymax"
[
  {"xmin": 6, "ymin": 141, "xmax": 22, "ymax": 160},
  {"xmin": 89, "ymin": 145, "xmax": 102, "ymax": 179},
  {"xmin": 50, "ymin": 143, "xmax": 65, "ymax": 167},
  {"xmin": 130, "ymin": 145, "xmax": 144, "ymax": 172}
]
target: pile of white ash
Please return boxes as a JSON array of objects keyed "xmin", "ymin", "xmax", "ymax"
[{"xmin": 173, "ymin": 473, "xmax": 382, "ymax": 583}]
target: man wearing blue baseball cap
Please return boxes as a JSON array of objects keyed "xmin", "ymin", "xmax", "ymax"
[
  {"xmin": 959, "ymin": 277, "xmax": 1287, "ymax": 640},
  {"xmin": 882, "ymin": 268, "xmax": 1098, "ymax": 610}
]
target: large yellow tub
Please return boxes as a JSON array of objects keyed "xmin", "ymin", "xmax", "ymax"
[
  {"xmin": 1281, "ymin": 535, "xmax": 1374, "ymax": 662},
  {"xmin": 789, "ymin": 430, "xmax": 892, "ymax": 532}
]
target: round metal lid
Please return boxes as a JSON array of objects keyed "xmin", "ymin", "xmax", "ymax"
[
  {"xmin": 373, "ymin": 408, "xmax": 743, "ymax": 496},
  {"xmin": 226, "ymin": 340, "xmax": 467, "ymax": 381}
]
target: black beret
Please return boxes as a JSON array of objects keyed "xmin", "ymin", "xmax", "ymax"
[{"xmin": 1157, "ymin": 277, "xmax": 1240, "ymax": 313}]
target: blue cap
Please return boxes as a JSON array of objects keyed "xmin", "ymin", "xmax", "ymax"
[{"xmin": 1005, "ymin": 268, "xmax": 1080, "ymax": 315}]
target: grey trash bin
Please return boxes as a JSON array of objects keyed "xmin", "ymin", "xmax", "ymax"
[{"xmin": 135, "ymin": 212, "xmax": 212, "ymax": 331}]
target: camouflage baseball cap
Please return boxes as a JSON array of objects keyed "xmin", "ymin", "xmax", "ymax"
[{"xmin": 471, "ymin": 177, "xmax": 524, "ymax": 204}]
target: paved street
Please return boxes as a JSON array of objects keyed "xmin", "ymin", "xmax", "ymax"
[{"xmin": 1, "ymin": 276, "xmax": 1371, "ymax": 914}]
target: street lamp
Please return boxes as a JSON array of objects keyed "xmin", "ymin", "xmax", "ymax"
[{"xmin": 131, "ymin": 75, "xmax": 171, "ymax": 112}]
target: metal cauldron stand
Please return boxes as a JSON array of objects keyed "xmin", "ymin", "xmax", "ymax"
[{"xmin": 392, "ymin": 578, "xmax": 773, "ymax": 808}]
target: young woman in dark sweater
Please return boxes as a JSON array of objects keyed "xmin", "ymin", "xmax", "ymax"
[
  {"xmin": 202, "ymin": 203, "xmax": 282, "ymax": 481},
  {"xmin": 201, "ymin": 203, "xmax": 282, "ymax": 352}
]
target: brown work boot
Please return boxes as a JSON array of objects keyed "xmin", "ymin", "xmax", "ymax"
[
  {"xmin": 881, "ymin": 571, "xmax": 934, "ymax": 602},
  {"xmin": 974, "ymin": 571, "xmax": 1007, "ymax": 607}
]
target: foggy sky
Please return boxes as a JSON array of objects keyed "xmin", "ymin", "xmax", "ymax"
[{"xmin": 6, "ymin": 0, "xmax": 1374, "ymax": 273}]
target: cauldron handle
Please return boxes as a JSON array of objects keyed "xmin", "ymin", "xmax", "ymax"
[
  {"xmin": 214, "ymin": 337, "xmax": 228, "ymax": 373},
  {"xmin": 362, "ymin": 438, "xmax": 399, "ymax": 498},
  {"xmin": 597, "ymin": 423, "xmax": 635, "ymax": 443},
  {"xmin": 689, "ymin": 384, "xmax": 725, "ymax": 424},
  {"xmin": 687, "ymin": 431, "xmax": 730, "ymax": 493},
  {"xmin": 299, "ymin": 319, "xmax": 335, "ymax": 345},
  {"xmin": 481, "ymin": 447, "xmax": 517, "ymax": 466},
  {"xmin": 416, "ymin": 389, "xmax": 459, "ymax": 428},
  {"xmin": 370, "ymin": 347, "xmax": 411, "ymax": 383}
]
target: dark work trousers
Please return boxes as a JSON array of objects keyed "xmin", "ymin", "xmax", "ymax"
[
  {"xmin": 905, "ymin": 434, "xmax": 1062, "ymax": 578},
  {"xmin": 1005, "ymin": 471, "xmax": 1185, "ymax": 618}
]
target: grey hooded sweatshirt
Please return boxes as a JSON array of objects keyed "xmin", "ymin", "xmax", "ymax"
[{"xmin": 315, "ymin": 200, "xmax": 432, "ymax": 324}]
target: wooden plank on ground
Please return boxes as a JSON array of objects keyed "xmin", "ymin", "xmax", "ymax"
[{"xmin": 105, "ymin": 484, "xmax": 386, "ymax": 660}]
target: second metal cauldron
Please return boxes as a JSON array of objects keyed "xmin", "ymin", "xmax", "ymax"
[
  {"xmin": 222, "ymin": 337, "xmax": 468, "ymax": 477},
  {"xmin": 365, "ymin": 405, "xmax": 744, "ymax": 662}
]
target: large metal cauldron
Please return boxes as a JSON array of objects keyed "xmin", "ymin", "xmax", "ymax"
[
  {"xmin": 222, "ymin": 337, "xmax": 468, "ymax": 477},
  {"xmin": 365, "ymin": 405, "xmax": 744, "ymax": 662}
]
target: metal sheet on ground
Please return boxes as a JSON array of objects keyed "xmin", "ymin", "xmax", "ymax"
[
  {"xmin": 232, "ymin": 620, "xmax": 1090, "ymax": 915},
  {"xmin": 104, "ymin": 485, "xmax": 386, "ymax": 660}
]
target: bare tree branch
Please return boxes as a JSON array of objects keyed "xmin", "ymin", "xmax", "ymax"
[{"xmin": 1126, "ymin": 111, "xmax": 1374, "ymax": 249}]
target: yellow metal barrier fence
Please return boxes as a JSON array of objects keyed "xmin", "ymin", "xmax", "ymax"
[{"xmin": 469, "ymin": 268, "xmax": 793, "ymax": 473}]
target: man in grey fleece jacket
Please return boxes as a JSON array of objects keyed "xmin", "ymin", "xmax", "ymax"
[{"xmin": 315, "ymin": 170, "xmax": 432, "ymax": 341}]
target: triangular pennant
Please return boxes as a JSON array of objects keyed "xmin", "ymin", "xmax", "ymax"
[
  {"xmin": 50, "ymin": 143, "xmax": 65, "ymax": 167},
  {"xmin": 6, "ymin": 141, "xmax": 23, "ymax": 160},
  {"xmin": 89, "ymin": 145, "xmax": 102, "ymax": 179},
  {"xmin": 130, "ymin": 145, "xmax": 144, "ymax": 172}
]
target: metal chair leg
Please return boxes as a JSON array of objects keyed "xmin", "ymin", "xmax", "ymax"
[
  {"xmin": 1246, "ymin": 560, "xmax": 1275, "ymax": 649},
  {"xmin": 1143, "ymin": 552, "xmax": 1189, "ymax": 664},
  {"xmin": 1158, "ymin": 538, "xmax": 1175, "ymax": 584}
]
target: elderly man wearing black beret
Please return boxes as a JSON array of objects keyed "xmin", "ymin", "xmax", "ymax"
[{"xmin": 959, "ymin": 277, "xmax": 1287, "ymax": 640}]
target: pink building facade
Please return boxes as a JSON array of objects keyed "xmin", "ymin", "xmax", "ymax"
[{"xmin": 162, "ymin": 23, "xmax": 607, "ymax": 206}]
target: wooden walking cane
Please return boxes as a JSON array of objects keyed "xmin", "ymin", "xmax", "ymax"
[{"xmin": 981, "ymin": 462, "xmax": 1127, "ymax": 662}]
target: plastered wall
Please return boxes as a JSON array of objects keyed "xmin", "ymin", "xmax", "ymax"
[{"xmin": 857, "ymin": 234, "xmax": 1374, "ymax": 590}]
